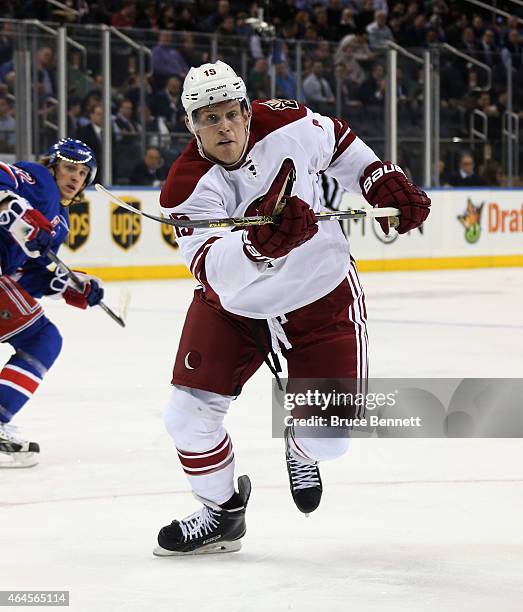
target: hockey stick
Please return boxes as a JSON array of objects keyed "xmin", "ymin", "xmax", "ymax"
[
  {"xmin": 47, "ymin": 251, "xmax": 127, "ymax": 328},
  {"xmin": 95, "ymin": 184, "xmax": 400, "ymax": 229}
]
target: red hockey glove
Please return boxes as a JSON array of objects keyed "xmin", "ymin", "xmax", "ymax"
[
  {"xmin": 48, "ymin": 265, "xmax": 104, "ymax": 309},
  {"xmin": 63, "ymin": 279, "xmax": 103, "ymax": 309},
  {"xmin": 359, "ymin": 161, "xmax": 431, "ymax": 234},
  {"xmin": 243, "ymin": 195, "xmax": 318, "ymax": 262},
  {"xmin": 0, "ymin": 192, "xmax": 55, "ymax": 257}
]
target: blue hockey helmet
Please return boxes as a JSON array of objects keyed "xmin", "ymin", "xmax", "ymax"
[{"xmin": 47, "ymin": 138, "xmax": 97, "ymax": 185}]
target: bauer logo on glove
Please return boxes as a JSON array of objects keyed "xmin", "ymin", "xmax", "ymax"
[{"xmin": 359, "ymin": 160, "xmax": 431, "ymax": 235}]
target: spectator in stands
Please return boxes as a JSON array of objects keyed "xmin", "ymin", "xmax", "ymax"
[
  {"xmin": 449, "ymin": 152, "xmax": 485, "ymax": 187},
  {"xmin": 334, "ymin": 39, "xmax": 366, "ymax": 88},
  {"xmin": 111, "ymin": 0, "xmax": 136, "ymax": 29},
  {"xmin": 216, "ymin": 15, "xmax": 241, "ymax": 70},
  {"xmin": 335, "ymin": 30, "xmax": 375, "ymax": 70},
  {"xmin": 36, "ymin": 46, "xmax": 55, "ymax": 100},
  {"xmin": 202, "ymin": 0, "xmax": 231, "ymax": 33},
  {"xmin": 436, "ymin": 159, "xmax": 451, "ymax": 187},
  {"xmin": 275, "ymin": 62, "xmax": 297, "ymax": 100},
  {"xmin": 400, "ymin": 14, "xmax": 427, "ymax": 48},
  {"xmin": 158, "ymin": 4, "xmax": 176, "ymax": 30},
  {"xmin": 472, "ymin": 14, "xmax": 485, "ymax": 42},
  {"xmin": 356, "ymin": 62, "xmax": 385, "ymax": 108},
  {"xmin": 459, "ymin": 26, "xmax": 478, "ymax": 55},
  {"xmin": 174, "ymin": 6, "xmax": 197, "ymax": 31},
  {"xmin": 294, "ymin": 10, "xmax": 312, "ymax": 39},
  {"xmin": 310, "ymin": 41, "xmax": 335, "ymax": 81},
  {"xmin": 149, "ymin": 76, "xmax": 184, "ymax": 132},
  {"xmin": 76, "ymin": 103, "xmax": 104, "ymax": 181},
  {"xmin": 248, "ymin": 58, "xmax": 270, "ymax": 100},
  {"xmin": 354, "ymin": 0, "xmax": 379, "ymax": 31},
  {"xmin": 216, "ymin": 15, "xmax": 238, "ymax": 41},
  {"xmin": 178, "ymin": 31, "xmax": 206, "ymax": 69},
  {"xmin": 0, "ymin": 96, "xmax": 15, "ymax": 152},
  {"xmin": 313, "ymin": 7, "xmax": 337, "ymax": 41},
  {"xmin": 138, "ymin": 104, "xmax": 171, "ymax": 149},
  {"xmin": 446, "ymin": 14, "xmax": 469, "ymax": 47},
  {"xmin": 480, "ymin": 159, "xmax": 503, "ymax": 186},
  {"xmin": 152, "ymin": 31, "xmax": 189, "ymax": 86},
  {"xmin": 114, "ymin": 98, "xmax": 139, "ymax": 139},
  {"xmin": 136, "ymin": 0, "xmax": 159, "ymax": 30},
  {"xmin": 84, "ymin": 73, "xmax": 104, "ymax": 103},
  {"xmin": 333, "ymin": 62, "xmax": 363, "ymax": 115},
  {"xmin": 367, "ymin": 10, "xmax": 394, "ymax": 50},
  {"xmin": 502, "ymin": 16, "xmax": 523, "ymax": 45},
  {"xmin": 67, "ymin": 97, "xmax": 82, "ymax": 137},
  {"xmin": 68, "ymin": 50, "xmax": 94, "ymax": 100},
  {"xmin": 0, "ymin": 21, "xmax": 14, "ymax": 67},
  {"xmin": 479, "ymin": 29, "xmax": 500, "ymax": 68},
  {"xmin": 303, "ymin": 61, "xmax": 335, "ymax": 115},
  {"xmin": 502, "ymin": 29, "xmax": 522, "ymax": 72},
  {"xmin": 130, "ymin": 147, "xmax": 168, "ymax": 186},
  {"xmin": 338, "ymin": 8, "xmax": 357, "ymax": 39}
]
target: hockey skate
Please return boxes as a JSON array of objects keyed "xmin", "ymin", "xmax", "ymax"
[
  {"xmin": 285, "ymin": 427, "xmax": 322, "ymax": 515},
  {"xmin": 0, "ymin": 423, "xmax": 40, "ymax": 468},
  {"xmin": 154, "ymin": 475, "xmax": 251, "ymax": 557}
]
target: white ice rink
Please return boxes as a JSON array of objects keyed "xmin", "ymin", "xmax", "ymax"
[{"xmin": 1, "ymin": 268, "xmax": 522, "ymax": 612}]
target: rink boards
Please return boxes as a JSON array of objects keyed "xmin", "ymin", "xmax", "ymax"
[{"xmin": 64, "ymin": 187, "xmax": 523, "ymax": 280}]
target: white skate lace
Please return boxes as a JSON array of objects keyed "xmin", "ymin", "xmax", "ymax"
[
  {"xmin": 179, "ymin": 506, "xmax": 220, "ymax": 542},
  {"xmin": 287, "ymin": 455, "xmax": 321, "ymax": 491},
  {"xmin": 0, "ymin": 423, "xmax": 27, "ymax": 444}
]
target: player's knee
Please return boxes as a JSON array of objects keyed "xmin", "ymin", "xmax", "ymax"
[
  {"xmin": 163, "ymin": 385, "xmax": 229, "ymax": 451},
  {"xmin": 297, "ymin": 435, "xmax": 350, "ymax": 462},
  {"xmin": 11, "ymin": 320, "xmax": 63, "ymax": 372},
  {"xmin": 35, "ymin": 321, "xmax": 63, "ymax": 368}
]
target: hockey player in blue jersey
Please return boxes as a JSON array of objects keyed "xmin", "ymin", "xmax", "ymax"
[{"xmin": 0, "ymin": 138, "xmax": 104, "ymax": 468}]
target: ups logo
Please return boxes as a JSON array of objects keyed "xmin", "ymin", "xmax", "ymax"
[
  {"xmin": 160, "ymin": 216, "xmax": 179, "ymax": 250},
  {"xmin": 111, "ymin": 196, "xmax": 141, "ymax": 250},
  {"xmin": 66, "ymin": 195, "xmax": 90, "ymax": 251}
]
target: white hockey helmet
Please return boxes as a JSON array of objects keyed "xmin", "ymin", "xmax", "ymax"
[{"xmin": 182, "ymin": 60, "xmax": 251, "ymax": 135}]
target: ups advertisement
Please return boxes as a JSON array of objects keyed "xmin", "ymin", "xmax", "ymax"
[
  {"xmin": 65, "ymin": 194, "xmax": 90, "ymax": 251},
  {"xmin": 160, "ymin": 216, "xmax": 179, "ymax": 250},
  {"xmin": 111, "ymin": 197, "xmax": 141, "ymax": 250}
]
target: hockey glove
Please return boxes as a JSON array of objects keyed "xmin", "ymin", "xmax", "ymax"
[
  {"xmin": 49, "ymin": 265, "xmax": 104, "ymax": 309},
  {"xmin": 0, "ymin": 191, "xmax": 55, "ymax": 257},
  {"xmin": 243, "ymin": 195, "xmax": 318, "ymax": 263},
  {"xmin": 359, "ymin": 161, "xmax": 431, "ymax": 234}
]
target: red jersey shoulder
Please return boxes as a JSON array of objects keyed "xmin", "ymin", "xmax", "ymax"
[
  {"xmin": 250, "ymin": 99, "xmax": 308, "ymax": 141},
  {"xmin": 160, "ymin": 139, "xmax": 213, "ymax": 209}
]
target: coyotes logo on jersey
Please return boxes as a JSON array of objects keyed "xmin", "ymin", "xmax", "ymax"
[{"xmin": 259, "ymin": 99, "xmax": 300, "ymax": 111}]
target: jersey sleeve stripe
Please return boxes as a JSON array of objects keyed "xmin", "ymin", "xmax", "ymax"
[
  {"xmin": 328, "ymin": 117, "xmax": 357, "ymax": 164},
  {"xmin": 190, "ymin": 236, "xmax": 222, "ymax": 284},
  {"xmin": 0, "ymin": 162, "xmax": 19, "ymax": 189}
]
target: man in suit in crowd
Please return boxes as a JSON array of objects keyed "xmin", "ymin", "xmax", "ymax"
[{"xmin": 130, "ymin": 147, "xmax": 168, "ymax": 186}]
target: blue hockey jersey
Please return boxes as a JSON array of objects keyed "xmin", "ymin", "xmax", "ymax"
[{"xmin": 0, "ymin": 161, "xmax": 69, "ymax": 297}]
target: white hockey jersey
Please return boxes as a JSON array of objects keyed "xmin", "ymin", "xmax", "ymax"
[{"xmin": 160, "ymin": 99, "xmax": 379, "ymax": 319}]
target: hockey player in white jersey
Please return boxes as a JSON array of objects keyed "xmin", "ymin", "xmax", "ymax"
[{"xmin": 154, "ymin": 61, "xmax": 430, "ymax": 556}]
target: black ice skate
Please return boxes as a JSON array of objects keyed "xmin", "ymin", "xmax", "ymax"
[
  {"xmin": 154, "ymin": 475, "xmax": 251, "ymax": 557},
  {"xmin": 285, "ymin": 427, "xmax": 322, "ymax": 515},
  {"xmin": 0, "ymin": 423, "xmax": 40, "ymax": 468}
]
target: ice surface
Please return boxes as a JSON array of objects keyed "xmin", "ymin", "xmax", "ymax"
[{"xmin": 1, "ymin": 268, "xmax": 522, "ymax": 611}]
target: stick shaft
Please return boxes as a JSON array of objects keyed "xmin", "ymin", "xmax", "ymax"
[{"xmin": 95, "ymin": 184, "xmax": 399, "ymax": 229}]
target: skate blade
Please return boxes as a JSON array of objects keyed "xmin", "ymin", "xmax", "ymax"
[
  {"xmin": 153, "ymin": 540, "xmax": 242, "ymax": 557},
  {"xmin": 0, "ymin": 452, "xmax": 39, "ymax": 469}
]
